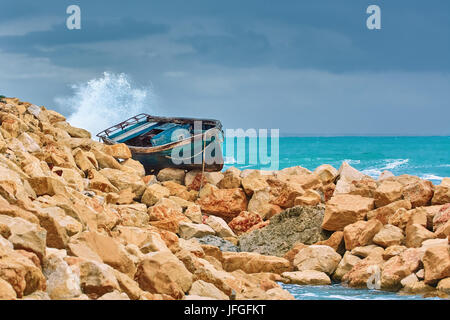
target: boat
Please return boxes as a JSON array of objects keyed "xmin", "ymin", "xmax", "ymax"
[{"xmin": 96, "ymin": 113, "xmax": 224, "ymax": 174}]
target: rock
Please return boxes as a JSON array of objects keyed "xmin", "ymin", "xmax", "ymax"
[
  {"xmin": 206, "ymin": 215, "xmax": 236, "ymax": 238},
  {"xmin": 43, "ymin": 249, "xmax": 82, "ymax": 300},
  {"xmin": 113, "ymin": 226, "xmax": 169, "ymax": 253},
  {"xmin": 351, "ymin": 245, "xmax": 384, "ymax": 258},
  {"xmin": 228, "ymin": 211, "xmax": 263, "ymax": 236},
  {"xmin": 135, "ymin": 251, "xmax": 193, "ymax": 299},
  {"xmin": 421, "ymin": 239, "xmax": 449, "ymax": 250},
  {"xmin": 433, "ymin": 204, "xmax": 450, "ymax": 237},
  {"xmin": 314, "ymin": 231, "xmax": 344, "ymax": 253},
  {"xmin": 402, "ymin": 180, "xmax": 434, "ymax": 208},
  {"xmin": 157, "ymin": 168, "xmax": 186, "ymax": 184},
  {"xmin": 91, "ymin": 148, "xmax": 122, "ymax": 170},
  {"xmin": 293, "ymin": 245, "xmax": 341, "ymax": 275},
  {"xmin": 196, "ymin": 186, "xmax": 248, "ymax": 222},
  {"xmin": 343, "ymin": 220, "xmax": 382, "ymax": 250},
  {"xmin": 238, "ymin": 206, "xmax": 328, "ymax": 257},
  {"xmin": 97, "ymin": 290, "xmax": 130, "ymax": 300},
  {"xmin": 437, "ymin": 277, "xmax": 450, "ymax": 294},
  {"xmin": 367, "ymin": 199, "xmax": 412, "ymax": 224},
  {"xmin": 103, "ymin": 143, "xmax": 131, "ymax": 159},
  {"xmin": 241, "ymin": 171, "xmax": 269, "ymax": 196},
  {"xmin": 0, "ymin": 216, "xmax": 47, "ymax": 261},
  {"xmin": 184, "ymin": 204, "xmax": 203, "ymax": 224},
  {"xmin": 322, "ymin": 194, "xmax": 375, "ymax": 231},
  {"xmin": 0, "ymin": 244, "xmax": 46, "ymax": 298},
  {"xmin": 163, "ymin": 181, "xmax": 197, "ymax": 202},
  {"xmin": 266, "ymin": 177, "xmax": 305, "ymax": 209},
  {"xmin": 0, "ymin": 278, "xmax": 17, "ymax": 300},
  {"xmin": 387, "ymin": 208, "xmax": 413, "ymax": 230},
  {"xmin": 28, "ymin": 176, "xmax": 66, "ymax": 197},
  {"xmin": 373, "ymin": 224, "xmax": 405, "ymax": 248},
  {"xmin": 401, "ymin": 281, "xmax": 437, "ymax": 295},
  {"xmin": 221, "ymin": 252, "xmax": 291, "ymax": 274},
  {"xmin": 341, "ymin": 251, "xmax": 384, "ymax": 288},
  {"xmin": 431, "ymin": 181, "xmax": 450, "ymax": 205},
  {"xmin": 247, "ymin": 190, "xmax": 282, "ymax": 220},
  {"xmin": 99, "ymin": 168, "xmax": 146, "ymax": 198},
  {"xmin": 69, "ymin": 231, "xmax": 136, "ymax": 277},
  {"xmin": 283, "ymin": 243, "xmax": 308, "ymax": 265},
  {"xmin": 405, "ymin": 224, "xmax": 436, "ymax": 248},
  {"xmin": 400, "ymin": 273, "xmax": 419, "ymax": 287},
  {"xmin": 334, "ymin": 162, "xmax": 369, "ymax": 194},
  {"xmin": 378, "ymin": 171, "xmax": 394, "ymax": 181},
  {"xmin": 332, "ymin": 252, "xmax": 361, "ymax": 281},
  {"xmin": 381, "ymin": 248, "xmax": 423, "ymax": 290},
  {"xmin": 87, "ymin": 169, "xmax": 118, "ymax": 193},
  {"xmin": 314, "ymin": 164, "xmax": 338, "ymax": 184},
  {"xmin": 79, "ymin": 261, "xmax": 120, "ymax": 299},
  {"xmin": 282, "ymin": 270, "xmax": 331, "ymax": 285},
  {"xmin": 178, "ymin": 222, "xmax": 215, "ymax": 240},
  {"xmin": 141, "ymin": 184, "xmax": 170, "ymax": 206},
  {"xmin": 423, "ymin": 246, "xmax": 450, "ymax": 285},
  {"xmin": 196, "ymin": 235, "xmax": 240, "ymax": 252},
  {"xmin": 217, "ymin": 167, "xmax": 242, "ymax": 189},
  {"xmin": 189, "ymin": 280, "xmax": 229, "ymax": 300},
  {"xmin": 294, "ymin": 190, "xmax": 321, "ymax": 206},
  {"xmin": 113, "ymin": 269, "xmax": 144, "ymax": 300},
  {"xmin": 374, "ymin": 180, "xmax": 404, "ymax": 207}
]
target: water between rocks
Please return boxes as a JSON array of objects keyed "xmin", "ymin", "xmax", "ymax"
[{"xmin": 280, "ymin": 283, "xmax": 444, "ymax": 300}]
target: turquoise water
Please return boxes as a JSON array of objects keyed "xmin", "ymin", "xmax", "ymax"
[
  {"xmin": 279, "ymin": 283, "xmax": 444, "ymax": 300},
  {"xmin": 224, "ymin": 136, "xmax": 450, "ymax": 184}
]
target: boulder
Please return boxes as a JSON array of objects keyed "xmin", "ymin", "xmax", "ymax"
[
  {"xmin": 431, "ymin": 181, "xmax": 450, "ymax": 205},
  {"xmin": 313, "ymin": 231, "xmax": 344, "ymax": 253},
  {"xmin": 293, "ymin": 245, "xmax": 341, "ymax": 275},
  {"xmin": 294, "ymin": 189, "xmax": 322, "ymax": 206},
  {"xmin": 0, "ymin": 216, "xmax": 47, "ymax": 261},
  {"xmin": 381, "ymin": 248, "xmax": 423, "ymax": 290},
  {"xmin": 99, "ymin": 168, "xmax": 146, "ymax": 198},
  {"xmin": 97, "ymin": 291, "xmax": 130, "ymax": 300},
  {"xmin": 341, "ymin": 251, "xmax": 384, "ymax": 288},
  {"xmin": 217, "ymin": 167, "xmax": 242, "ymax": 189},
  {"xmin": 313, "ymin": 164, "xmax": 338, "ymax": 184},
  {"xmin": 141, "ymin": 184, "xmax": 170, "ymax": 206},
  {"xmin": 351, "ymin": 245, "xmax": 384, "ymax": 258},
  {"xmin": 157, "ymin": 168, "xmax": 186, "ymax": 184},
  {"xmin": 135, "ymin": 251, "xmax": 193, "ymax": 299},
  {"xmin": 103, "ymin": 143, "xmax": 132, "ymax": 159},
  {"xmin": 205, "ymin": 215, "xmax": 236, "ymax": 238},
  {"xmin": 343, "ymin": 219, "xmax": 382, "ymax": 251},
  {"xmin": 332, "ymin": 252, "xmax": 361, "ymax": 281},
  {"xmin": 238, "ymin": 206, "xmax": 328, "ymax": 257},
  {"xmin": 367, "ymin": 199, "xmax": 412, "ymax": 224},
  {"xmin": 373, "ymin": 224, "xmax": 405, "ymax": 248},
  {"xmin": 196, "ymin": 186, "xmax": 248, "ymax": 222},
  {"xmin": 322, "ymin": 194, "xmax": 375, "ymax": 231},
  {"xmin": 241, "ymin": 171, "xmax": 269, "ymax": 196},
  {"xmin": 0, "ymin": 244, "xmax": 46, "ymax": 298},
  {"xmin": 247, "ymin": 190, "xmax": 282, "ymax": 220},
  {"xmin": 422, "ymin": 246, "xmax": 450, "ymax": 285},
  {"xmin": 437, "ymin": 277, "xmax": 450, "ymax": 295},
  {"xmin": 121, "ymin": 159, "xmax": 146, "ymax": 178},
  {"xmin": 405, "ymin": 223, "xmax": 436, "ymax": 248},
  {"xmin": 79, "ymin": 260, "xmax": 120, "ymax": 299},
  {"xmin": 221, "ymin": 252, "xmax": 291, "ymax": 274},
  {"xmin": 228, "ymin": 211, "xmax": 263, "ymax": 236},
  {"xmin": 402, "ymin": 180, "xmax": 434, "ymax": 208},
  {"xmin": 266, "ymin": 178, "xmax": 305, "ymax": 209},
  {"xmin": 382, "ymin": 245, "xmax": 407, "ymax": 260},
  {"xmin": 0, "ymin": 278, "xmax": 17, "ymax": 300},
  {"xmin": 374, "ymin": 180, "xmax": 404, "ymax": 207},
  {"xmin": 282, "ymin": 270, "xmax": 331, "ymax": 285},
  {"xmin": 178, "ymin": 222, "xmax": 215, "ymax": 240},
  {"xmin": 184, "ymin": 204, "xmax": 203, "ymax": 224},
  {"xmin": 189, "ymin": 280, "xmax": 229, "ymax": 300}
]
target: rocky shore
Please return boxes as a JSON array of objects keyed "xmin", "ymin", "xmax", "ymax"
[{"xmin": 0, "ymin": 97, "xmax": 449, "ymax": 300}]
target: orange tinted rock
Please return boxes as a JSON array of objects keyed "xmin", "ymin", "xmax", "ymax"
[
  {"xmin": 228, "ymin": 211, "xmax": 263, "ymax": 236},
  {"xmin": 423, "ymin": 246, "xmax": 450, "ymax": 285},
  {"xmin": 197, "ymin": 187, "xmax": 248, "ymax": 222},
  {"xmin": 322, "ymin": 195, "xmax": 374, "ymax": 231},
  {"xmin": 402, "ymin": 180, "xmax": 434, "ymax": 208}
]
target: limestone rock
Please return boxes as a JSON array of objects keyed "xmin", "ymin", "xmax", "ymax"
[
  {"xmin": 402, "ymin": 179, "xmax": 434, "ymax": 208},
  {"xmin": 228, "ymin": 211, "xmax": 263, "ymax": 236},
  {"xmin": 178, "ymin": 222, "xmax": 215, "ymax": 240},
  {"xmin": 141, "ymin": 184, "xmax": 170, "ymax": 206},
  {"xmin": 332, "ymin": 252, "xmax": 361, "ymax": 281},
  {"xmin": 206, "ymin": 215, "xmax": 236, "ymax": 238},
  {"xmin": 343, "ymin": 220, "xmax": 382, "ymax": 251},
  {"xmin": 422, "ymin": 246, "xmax": 450, "ymax": 285},
  {"xmin": 221, "ymin": 252, "xmax": 291, "ymax": 274},
  {"xmin": 405, "ymin": 224, "xmax": 436, "ymax": 248},
  {"xmin": 373, "ymin": 224, "xmax": 405, "ymax": 248},
  {"xmin": 314, "ymin": 164, "xmax": 338, "ymax": 184},
  {"xmin": 189, "ymin": 280, "xmax": 229, "ymax": 300},
  {"xmin": 282, "ymin": 270, "xmax": 331, "ymax": 285},
  {"xmin": 103, "ymin": 143, "xmax": 132, "ymax": 159},
  {"xmin": 100, "ymin": 168, "xmax": 146, "ymax": 198},
  {"xmin": 135, "ymin": 251, "xmax": 193, "ymax": 299},
  {"xmin": 293, "ymin": 245, "xmax": 341, "ymax": 275},
  {"xmin": 322, "ymin": 194, "xmax": 374, "ymax": 231},
  {"xmin": 157, "ymin": 168, "xmax": 186, "ymax": 184},
  {"xmin": 79, "ymin": 261, "xmax": 120, "ymax": 299}
]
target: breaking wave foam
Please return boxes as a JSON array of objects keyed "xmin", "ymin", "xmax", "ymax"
[{"xmin": 55, "ymin": 72, "xmax": 156, "ymax": 136}]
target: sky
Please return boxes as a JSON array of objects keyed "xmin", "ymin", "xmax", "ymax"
[{"xmin": 0, "ymin": 0, "xmax": 449, "ymax": 135}]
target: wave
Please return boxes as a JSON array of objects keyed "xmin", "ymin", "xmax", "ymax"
[
  {"xmin": 382, "ymin": 158, "xmax": 409, "ymax": 170},
  {"xmin": 420, "ymin": 174, "xmax": 443, "ymax": 181},
  {"xmin": 55, "ymin": 72, "xmax": 156, "ymax": 136}
]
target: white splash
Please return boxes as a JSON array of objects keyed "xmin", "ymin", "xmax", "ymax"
[
  {"xmin": 420, "ymin": 174, "xmax": 443, "ymax": 181},
  {"xmin": 55, "ymin": 72, "xmax": 156, "ymax": 136}
]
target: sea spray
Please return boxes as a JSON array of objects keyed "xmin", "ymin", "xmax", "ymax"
[{"xmin": 55, "ymin": 72, "xmax": 156, "ymax": 136}]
